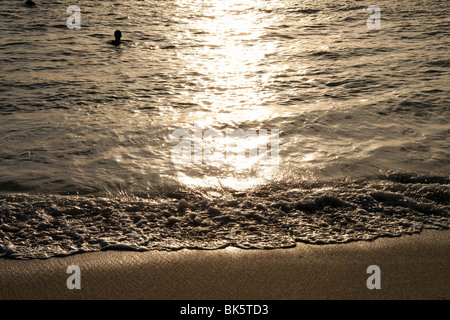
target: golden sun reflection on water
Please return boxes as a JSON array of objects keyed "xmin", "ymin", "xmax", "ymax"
[{"xmin": 173, "ymin": 0, "xmax": 283, "ymax": 190}]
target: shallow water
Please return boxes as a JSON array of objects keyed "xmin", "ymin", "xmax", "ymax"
[{"xmin": 0, "ymin": 0, "xmax": 448, "ymax": 258}]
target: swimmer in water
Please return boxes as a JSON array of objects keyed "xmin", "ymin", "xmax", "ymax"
[
  {"xmin": 111, "ymin": 30, "xmax": 122, "ymax": 46},
  {"xmin": 25, "ymin": 0, "xmax": 36, "ymax": 6}
]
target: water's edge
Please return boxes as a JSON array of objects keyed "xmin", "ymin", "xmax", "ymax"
[{"xmin": 1, "ymin": 174, "xmax": 448, "ymax": 260}]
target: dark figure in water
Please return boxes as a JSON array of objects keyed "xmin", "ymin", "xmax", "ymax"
[
  {"xmin": 111, "ymin": 30, "xmax": 122, "ymax": 46},
  {"xmin": 25, "ymin": 0, "xmax": 36, "ymax": 6}
]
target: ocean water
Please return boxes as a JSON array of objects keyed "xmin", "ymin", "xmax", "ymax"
[{"xmin": 0, "ymin": 0, "xmax": 448, "ymax": 259}]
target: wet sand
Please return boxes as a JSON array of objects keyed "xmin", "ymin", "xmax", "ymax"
[{"xmin": 0, "ymin": 230, "xmax": 448, "ymax": 300}]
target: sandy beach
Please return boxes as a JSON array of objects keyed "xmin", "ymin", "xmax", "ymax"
[{"xmin": 0, "ymin": 229, "xmax": 448, "ymax": 300}]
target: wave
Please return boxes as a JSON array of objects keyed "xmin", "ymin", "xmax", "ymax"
[{"xmin": 0, "ymin": 174, "xmax": 448, "ymax": 259}]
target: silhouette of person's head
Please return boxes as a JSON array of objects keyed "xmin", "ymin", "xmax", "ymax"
[{"xmin": 114, "ymin": 30, "xmax": 122, "ymax": 44}]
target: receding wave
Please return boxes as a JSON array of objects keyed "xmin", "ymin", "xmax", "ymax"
[{"xmin": 1, "ymin": 174, "xmax": 448, "ymax": 259}]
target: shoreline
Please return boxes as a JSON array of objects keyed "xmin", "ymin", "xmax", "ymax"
[{"xmin": 0, "ymin": 229, "xmax": 448, "ymax": 300}]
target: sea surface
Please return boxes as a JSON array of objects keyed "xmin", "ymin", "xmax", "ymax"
[{"xmin": 0, "ymin": 0, "xmax": 448, "ymax": 259}]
